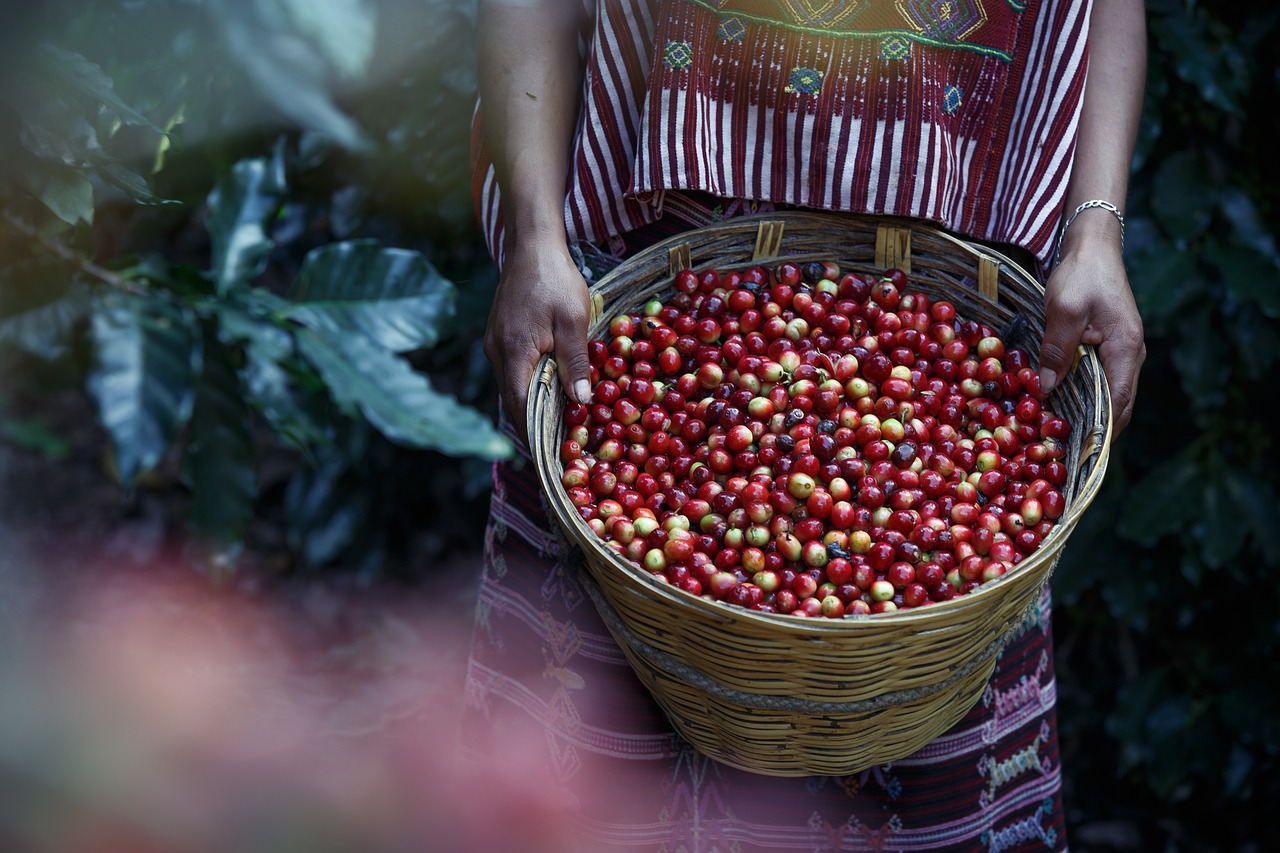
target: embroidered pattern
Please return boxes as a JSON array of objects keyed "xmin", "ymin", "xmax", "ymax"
[
  {"xmin": 981, "ymin": 797, "xmax": 1059, "ymax": 852},
  {"xmin": 978, "ymin": 719, "xmax": 1054, "ymax": 807},
  {"xmin": 717, "ymin": 14, "xmax": 748, "ymax": 41},
  {"xmin": 943, "ymin": 83, "xmax": 964, "ymax": 114},
  {"xmin": 663, "ymin": 40, "xmax": 694, "ymax": 70},
  {"xmin": 785, "ymin": 66, "xmax": 825, "ymax": 94},
  {"xmin": 880, "ymin": 33, "xmax": 913, "ymax": 59},
  {"xmin": 898, "ymin": 0, "xmax": 990, "ymax": 43}
]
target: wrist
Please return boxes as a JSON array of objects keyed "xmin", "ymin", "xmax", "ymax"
[{"xmin": 1057, "ymin": 201, "xmax": 1125, "ymax": 262}]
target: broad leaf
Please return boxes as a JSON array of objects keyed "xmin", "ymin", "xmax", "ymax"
[
  {"xmin": 1171, "ymin": 305, "xmax": 1231, "ymax": 414},
  {"xmin": 216, "ymin": 304, "xmax": 327, "ymax": 448},
  {"xmin": 34, "ymin": 45, "xmax": 161, "ymax": 130},
  {"xmin": 23, "ymin": 164, "xmax": 94, "ymax": 226},
  {"xmin": 1229, "ymin": 303, "xmax": 1280, "ymax": 382},
  {"xmin": 1152, "ymin": 150, "xmax": 1215, "ymax": 242},
  {"xmin": 1224, "ymin": 471, "xmax": 1280, "ymax": 566},
  {"xmin": 88, "ymin": 293, "xmax": 201, "ymax": 487},
  {"xmin": 206, "ymin": 153, "xmax": 286, "ymax": 296},
  {"xmin": 295, "ymin": 328, "xmax": 511, "ymax": 459},
  {"xmin": 183, "ymin": 327, "xmax": 257, "ymax": 549},
  {"xmin": 0, "ymin": 286, "xmax": 90, "ymax": 360},
  {"xmin": 1116, "ymin": 450, "xmax": 1202, "ymax": 546},
  {"xmin": 288, "ymin": 240, "xmax": 456, "ymax": 352},
  {"xmin": 1199, "ymin": 466, "xmax": 1246, "ymax": 569},
  {"xmin": 1126, "ymin": 234, "xmax": 1197, "ymax": 324},
  {"xmin": 284, "ymin": 437, "xmax": 369, "ymax": 567},
  {"xmin": 1203, "ymin": 238, "xmax": 1280, "ymax": 318}
]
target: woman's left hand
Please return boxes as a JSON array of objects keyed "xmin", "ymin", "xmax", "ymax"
[{"xmin": 1037, "ymin": 229, "xmax": 1146, "ymax": 437}]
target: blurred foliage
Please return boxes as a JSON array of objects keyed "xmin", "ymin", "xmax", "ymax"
[
  {"xmin": 0, "ymin": 0, "xmax": 508, "ymax": 573},
  {"xmin": 1053, "ymin": 0, "xmax": 1280, "ymax": 848}
]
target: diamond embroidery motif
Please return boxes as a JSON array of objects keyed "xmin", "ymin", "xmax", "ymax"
[
  {"xmin": 663, "ymin": 40, "xmax": 694, "ymax": 70},
  {"xmin": 785, "ymin": 66, "xmax": 824, "ymax": 95},
  {"xmin": 897, "ymin": 0, "xmax": 989, "ymax": 43},
  {"xmin": 717, "ymin": 14, "xmax": 747, "ymax": 42},
  {"xmin": 943, "ymin": 84, "xmax": 963, "ymax": 114},
  {"xmin": 880, "ymin": 34, "xmax": 913, "ymax": 60}
]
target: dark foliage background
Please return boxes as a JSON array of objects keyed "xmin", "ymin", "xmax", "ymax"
[{"xmin": 1, "ymin": 1, "xmax": 1277, "ymax": 850}]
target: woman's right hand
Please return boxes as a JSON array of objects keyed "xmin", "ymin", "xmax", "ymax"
[{"xmin": 483, "ymin": 234, "xmax": 593, "ymax": 446}]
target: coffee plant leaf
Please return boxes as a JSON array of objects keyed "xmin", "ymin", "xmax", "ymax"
[
  {"xmin": 87, "ymin": 292, "xmax": 202, "ymax": 488},
  {"xmin": 1203, "ymin": 238, "xmax": 1280, "ymax": 318},
  {"xmin": 1171, "ymin": 304, "xmax": 1231, "ymax": 415},
  {"xmin": 288, "ymin": 240, "xmax": 456, "ymax": 352},
  {"xmin": 22, "ymin": 163, "xmax": 94, "ymax": 226},
  {"xmin": 1199, "ymin": 465, "xmax": 1246, "ymax": 569},
  {"xmin": 33, "ymin": 44, "xmax": 161, "ymax": 131},
  {"xmin": 183, "ymin": 326, "xmax": 257, "ymax": 548},
  {"xmin": 0, "ymin": 285, "xmax": 90, "ymax": 360},
  {"xmin": 1224, "ymin": 470, "xmax": 1280, "ymax": 567},
  {"xmin": 206, "ymin": 153, "xmax": 286, "ymax": 296},
  {"xmin": 1115, "ymin": 450, "xmax": 1201, "ymax": 547},
  {"xmin": 295, "ymin": 328, "xmax": 511, "ymax": 460},
  {"xmin": 1151, "ymin": 150, "xmax": 1215, "ymax": 242}
]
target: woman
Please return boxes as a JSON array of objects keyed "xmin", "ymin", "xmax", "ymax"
[{"xmin": 464, "ymin": 1, "xmax": 1146, "ymax": 850}]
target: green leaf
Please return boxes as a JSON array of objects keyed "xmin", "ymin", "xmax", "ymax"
[
  {"xmin": 87, "ymin": 293, "xmax": 201, "ymax": 487},
  {"xmin": 1171, "ymin": 304, "xmax": 1231, "ymax": 413},
  {"xmin": 287, "ymin": 240, "xmax": 457, "ymax": 352},
  {"xmin": 1149, "ymin": 12, "xmax": 1244, "ymax": 114},
  {"xmin": 23, "ymin": 165, "xmax": 94, "ymax": 226},
  {"xmin": 1126, "ymin": 234, "xmax": 1197, "ymax": 324},
  {"xmin": 215, "ymin": 303, "xmax": 328, "ymax": 449},
  {"xmin": 1152, "ymin": 150, "xmax": 1216, "ymax": 241},
  {"xmin": 1224, "ymin": 471, "xmax": 1280, "ymax": 566},
  {"xmin": 295, "ymin": 328, "xmax": 511, "ymax": 459},
  {"xmin": 0, "ymin": 286, "xmax": 90, "ymax": 360},
  {"xmin": 1, "ymin": 418, "xmax": 70, "ymax": 462},
  {"xmin": 206, "ymin": 153, "xmax": 286, "ymax": 296},
  {"xmin": 34, "ymin": 45, "xmax": 162, "ymax": 130},
  {"xmin": 1203, "ymin": 239, "xmax": 1280, "ymax": 318},
  {"xmin": 1229, "ymin": 304, "xmax": 1280, "ymax": 382},
  {"xmin": 1116, "ymin": 450, "xmax": 1202, "ymax": 547},
  {"xmin": 183, "ymin": 327, "xmax": 257, "ymax": 549},
  {"xmin": 284, "ymin": 439, "xmax": 369, "ymax": 567},
  {"xmin": 1199, "ymin": 465, "xmax": 1246, "ymax": 569}
]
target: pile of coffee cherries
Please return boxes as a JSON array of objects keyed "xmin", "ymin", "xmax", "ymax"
[{"xmin": 559, "ymin": 261, "xmax": 1070, "ymax": 618}]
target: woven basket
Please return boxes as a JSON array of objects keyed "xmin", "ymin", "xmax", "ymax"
[{"xmin": 527, "ymin": 212, "xmax": 1111, "ymax": 777}]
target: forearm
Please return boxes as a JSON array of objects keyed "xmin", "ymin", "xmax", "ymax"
[
  {"xmin": 1059, "ymin": 0, "xmax": 1146, "ymax": 259},
  {"xmin": 477, "ymin": 0, "xmax": 582, "ymax": 246}
]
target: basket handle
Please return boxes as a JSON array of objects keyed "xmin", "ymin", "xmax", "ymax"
[
  {"xmin": 875, "ymin": 223, "xmax": 911, "ymax": 273},
  {"xmin": 753, "ymin": 220, "xmax": 786, "ymax": 260}
]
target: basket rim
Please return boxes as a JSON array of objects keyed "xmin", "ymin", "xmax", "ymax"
[{"xmin": 528, "ymin": 211, "xmax": 1113, "ymax": 636}]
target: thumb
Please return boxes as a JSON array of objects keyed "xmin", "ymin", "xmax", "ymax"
[
  {"xmin": 553, "ymin": 303, "xmax": 593, "ymax": 408},
  {"xmin": 1037, "ymin": 304, "xmax": 1085, "ymax": 396}
]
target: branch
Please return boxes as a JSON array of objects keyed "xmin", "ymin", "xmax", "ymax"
[{"xmin": 2, "ymin": 212, "xmax": 150, "ymax": 296}]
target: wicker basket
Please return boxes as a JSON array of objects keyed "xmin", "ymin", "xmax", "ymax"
[{"xmin": 527, "ymin": 212, "xmax": 1110, "ymax": 777}]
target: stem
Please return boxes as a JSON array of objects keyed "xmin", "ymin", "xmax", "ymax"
[{"xmin": 2, "ymin": 212, "xmax": 150, "ymax": 297}]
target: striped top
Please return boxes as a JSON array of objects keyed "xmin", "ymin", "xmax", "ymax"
[{"xmin": 473, "ymin": 0, "xmax": 1092, "ymax": 268}]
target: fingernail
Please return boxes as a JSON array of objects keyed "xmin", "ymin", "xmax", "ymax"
[
  {"xmin": 574, "ymin": 380, "xmax": 591, "ymax": 404},
  {"xmin": 1040, "ymin": 368, "xmax": 1057, "ymax": 393}
]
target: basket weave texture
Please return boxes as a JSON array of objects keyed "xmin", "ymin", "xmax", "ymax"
[{"xmin": 527, "ymin": 212, "xmax": 1111, "ymax": 776}]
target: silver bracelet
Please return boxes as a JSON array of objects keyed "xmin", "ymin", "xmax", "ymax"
[{"xmin": 1055, "ymin": 199, "xmax": 1125, "ymax": 264}]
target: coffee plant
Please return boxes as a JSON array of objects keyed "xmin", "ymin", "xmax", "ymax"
[{"xmin": 0, "ymin": 0, "xmax": 510, "ymax": 570}]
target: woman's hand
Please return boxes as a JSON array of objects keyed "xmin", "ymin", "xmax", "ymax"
[
  {"xmin": 1038, "ymin": 222, "xmax": 1146, "ymax": 436},
  {"xmin": 484, "ymin": 235, "xmax": 592, "ymax": 446}
]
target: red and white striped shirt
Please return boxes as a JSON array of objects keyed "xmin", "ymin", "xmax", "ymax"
[{"xmin": 473, "ymin": 0, "xmax": 1091, "ymax": 268}]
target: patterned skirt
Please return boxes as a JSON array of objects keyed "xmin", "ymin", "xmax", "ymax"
[{"xmin": 459, "ymin": 194, "xmax": 1068, "ymax": 853}]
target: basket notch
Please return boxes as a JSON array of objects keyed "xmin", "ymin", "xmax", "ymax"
[
  {"xmin": 978, "ymin": 255, "xmax": 1000, "ymax": 302},
  {"xmin": 875, "ymin": 223, "xmax": 911, "ymax": 273},
  {"xmin": 668, "ymin": 243, "xmax": 692, "ymax": 277},
  {"xmin": 752, "ymin": 221, "xmax": 786, "ymax": 261}
]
